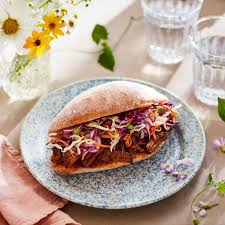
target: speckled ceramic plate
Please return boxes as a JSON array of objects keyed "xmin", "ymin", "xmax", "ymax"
[{"xmin": 20, "ymin": 77, "xmax": 205, "ymax": 209}]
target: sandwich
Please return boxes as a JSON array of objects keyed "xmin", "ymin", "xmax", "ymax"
[{"xmin": 47, "ymin": 81, "xmax": 177, "ymax": 175}]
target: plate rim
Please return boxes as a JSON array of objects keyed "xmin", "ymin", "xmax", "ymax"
[{"xmin": 20, "ymin": 76, "xmax": 206, "ymax": 209}]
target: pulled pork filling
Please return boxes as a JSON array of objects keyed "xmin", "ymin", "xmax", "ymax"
[{"xmin": 48, "ymin": 101, "xmax": 177, "ymax": 169}]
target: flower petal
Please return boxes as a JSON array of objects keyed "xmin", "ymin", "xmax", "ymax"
[
  {"xmin": 199, "ymin": 201, "xmax": 207, "ymax": 207},
  {"xmin": 38, "ymin": 23, "xmax": 46, "ymax": 28},
  {"xmin": 28, "ymin": 47, "xmax": 37, "ymax": 58},
  {"xmin": 36, "ymin": 47, "xmax": 44, "ymax": 57},
  {"xmin": 193, "ymin": 205, "xmax": 201, "ymax": 212},
  {"xmin": 219, "ymin": 137, "xmax": 225, "ymax": 145},
  {"xmin": 180, "ymin": 174, "xmax": 187, "ymax": 180},
  {"xmin": 43, "ymin": 14, "xmax": 49, "ymax": 23},
  {"xmin": 199, "ymin": 209, "xmax": 207, "ymax": 217},
  {"xmin": 160, "ymin": 162, "xmax": 167, "ymax": 170},
  {"xmin": 55, "ymin": 28, "xmax": 64, "ymax": 36},
  {"xmin": 212, "ymin": 139, "xmax": 221, "ymax": 151},
  {"xmin": 176, "ymin": 157, "xmax": 192, "ymax": 166},
  {"xmin": 165, "ymin": 164, "xmax": 175, "ymax": 173}
]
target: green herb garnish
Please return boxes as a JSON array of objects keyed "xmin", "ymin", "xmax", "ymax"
[
  {"xmin": 157, "ymin": 107, "xmax": 165, "ymax": 115},
  {"xmin": 73, "ymin": 127, "xmax": 82, "ymax": 135},
  {"xmin": 127, "ymin": 124, "xmax": 134, "ymax": 130}
]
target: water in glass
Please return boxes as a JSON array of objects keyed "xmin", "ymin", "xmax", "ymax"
[
  {"xmin": 2, "ymin": 53, "xmax": 49, "ymax": 101},
  {"xmin": 193, "ymin": 36, "xmax": 225, "ymax": 105},
  {"xmin": 141, "ymin": 0, "xmax": 203, "ymax": 64}
]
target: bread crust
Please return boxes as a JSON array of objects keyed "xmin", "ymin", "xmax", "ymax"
[
  {"xmin": 51, "ymin": 141, "xmax": 165, "ymax": 175},
  {"xmin": 48, "ymin": 81, "xmax": 168, "ymax": 132}
]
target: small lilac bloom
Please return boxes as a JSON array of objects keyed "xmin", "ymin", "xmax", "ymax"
[
  {"xmin": 174, "ymin": 173, "xmax": 187, "ymax": 182},
  {"xmin": 160, "ymin": 162, "xmax": 167, "ymax": 170},
  {"xmin": 179, "ymin": 174, "xmax": 188, "ymax": 180},
  {"xmin": 199, "ymin": 201, "xmax": 207, "ymax": 207},
  {"xmin": 165, "ymin": 163, "xmax": 175, "ymax": 173},
  {"xmin": 171, "ymin": 170, "xmax": 179, "ymax": 177},
  {"xmin": 160, "ymin": 156, "xmax": 191, "ymax": 182},
  {"xmin": 212, "ymin": 137, "xmax": 225, "ymax": 153},
  {"xmin": 199, "ymin": 209, "xmax": 207, "ymax": 217},
  {"xmin": 176, "ymin": 157, "xmax": 192, "ymax": 166},
  {"xmin": 160, "ymin": 157, "xmax": 172, "ymax": 170},
  {"xmin": 192, "ymin": 205, "xmax": 201, "ymax": 212}
]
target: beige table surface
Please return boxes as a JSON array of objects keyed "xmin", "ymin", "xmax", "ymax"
[{"xmin": 1, "ymin": 1, "xmax": 225, "ymax": 225}]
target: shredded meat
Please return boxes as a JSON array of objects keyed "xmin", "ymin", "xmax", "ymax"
[
  {"xmin": 146, "ymin": 132, "xmax": 169, "ymax": 153},
  {"xmin": 82, "ymin": 149, "xmax": 103, "ymax": 167},
  {"xmin": 52, "ymin": 131, "xmax": 171, "ymax": 168},
  {"xmin": 111, "ymin": 150, "xmax": 131, "ymax": 163},
  {"xmin": 51, "ymin": 130, "xmax": 171, "ymax": 169},
  {"xmin": 63, "ymin": 151, "xmax": 81, "ymax": 168},
  {"xmin": 51, "ymin": 148, "xmax": 62, "ymax": 162},
  {"xmin": 130, "ymin": 144, "xmax": 146, "ymax": 153},
  {"xmin": 99, "ymin": 150, "xmax": 112, "ymax": 163}
]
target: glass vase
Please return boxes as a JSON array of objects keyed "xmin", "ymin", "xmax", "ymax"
[{"xmin": 2, "ymin": 52, "xmax": 49, "ymax": 101}]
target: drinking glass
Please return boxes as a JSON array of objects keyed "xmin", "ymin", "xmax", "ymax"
[
  {"xmin": 141, "ymin": 0, "xmax": 204, "ymax": 64},
  {"xmin": 189, "ymin": 16, "xmax": 225, "ymax": 106}
]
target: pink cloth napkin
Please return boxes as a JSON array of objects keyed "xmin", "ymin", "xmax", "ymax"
[{"xmin": 0, "ymin": 135, "xmax": 81, "ymax": 225}]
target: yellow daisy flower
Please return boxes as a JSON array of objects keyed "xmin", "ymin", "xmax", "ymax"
[
  {"xmin": 39, "ymin": 11, "xmax": 66, "ymax": 38},
  {"xmin": 23, "ymin": 31, "xmax": 52, "ymax": 58}
]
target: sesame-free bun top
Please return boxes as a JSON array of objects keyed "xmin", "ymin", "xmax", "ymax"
[{"xmin": 48, "ymin": 81, "xmax": 168, "ymax": 132}]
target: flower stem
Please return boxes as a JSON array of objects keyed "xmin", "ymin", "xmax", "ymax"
[
  {"xmin": 72, "ymin": 0, "xmax": 87, "ymax": 6},
  {"xmin": 112, "ymin": 16, "xmax": 143, "ymax": 51},
  {"xmin": 191, "ymin": 178, "xmax": 225, "ymax": 223},
  {"xmin": 39, "ymin": 0, "xmax": 53, "ymax": 9},
  {"xmin": 59, "ymin": 16, "xmax": 143, "ymax": 55},
  {"xmin": 191, "ymin": 184, "xmax": 214, "ymax": 220}
]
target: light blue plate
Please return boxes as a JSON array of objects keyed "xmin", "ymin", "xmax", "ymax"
[{"xmin": 20, "ymin": 77, "xmax": 205, "ymax": 209}]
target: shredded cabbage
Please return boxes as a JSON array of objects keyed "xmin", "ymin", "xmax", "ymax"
[
  {"xmin": 110, "ymin": 133, "xmax": 120, "ymax": 152},
  {"xmin": 48, "ymin": 143, "xmax": 62, "ymax": 150},
  {"xmin": 88, "ymin": 122, "xmax": 111, "ymax": 131}
]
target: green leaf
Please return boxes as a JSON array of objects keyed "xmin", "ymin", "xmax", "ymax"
[
  {"xmin": 218, "ymin": 97, "xmax": 225, "ymax": 122},
  {"xmin": 92, "ymin": 24, "xmax": 108, "ymax": 44},
  {"xmin": 98, "ymin": 42, "xmax": 115, "ymax": 71},
  {"xmin": 208, "ymin": 173, "xmax": 214, "ymax": 185},
  {"xmin": 193, "ymin": 218, "xmax": 200, "ymax": 225},
  {"xmin": 216, "ymin": 182, "xmax": 225, "ymax": 193}
]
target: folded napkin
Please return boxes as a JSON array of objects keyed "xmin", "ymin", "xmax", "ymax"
[{"xmin": 0, "ymin": 135, "xmax": 81, "ymax": 225}]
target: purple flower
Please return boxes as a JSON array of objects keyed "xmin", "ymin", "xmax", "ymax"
[
  {"xmin": 160, "ymin": 162, "xmax": 167, "ymax": 170},
  {"xmin": 165, "ymin": 163, "xmax": 175, "ymax": 173},
  {"xmin": 199, "ymin": 201, "xmax": 208, "ymax": 207},
  {"xmin": 176, "ymin": 157, "xmax": 192, "ymax": 166},
  {"xmin": 179, "ymin": 174, "xmax": 188, "ymax": 180},
  {"xmin": 160, "ymin": 156, "xmax": 191, "ymax": 182},
  {"xmin": 212, "ymin": 137, "xmax": 225, "ymax": 153},
  {"xmin": 192, "ymin": 205, "xmax": 201, "ymax": 212},
  {"xmin": 199, "ymin": 209, "xmax": 207, "ymax": 217},
  {"xmin": 193, "ymin": 200, "xmax": 219, "ymax": 218},
  {"xmin": 160, "ymin": 157, "xmax": 171, "ymax": 170},
  {"xmin": 172, "ymin": 172, "xmax": 187, "ymax": 182}
]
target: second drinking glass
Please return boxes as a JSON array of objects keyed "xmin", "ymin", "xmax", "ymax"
[{"xmin": 141, "ymin": 0, "xmax": 204, "ymax": 64}]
